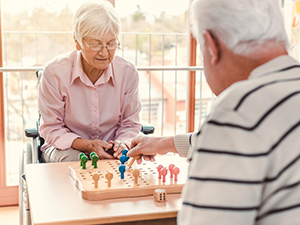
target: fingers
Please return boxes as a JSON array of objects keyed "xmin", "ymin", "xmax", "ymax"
[
  {"xmin": 136, "ymin": 157, "xmax": 143, "ymax": 164},
  {"xmin": 97, "ymin": 150, "xmax": 115, "ymax": 159},
  {"xmin": 90, "ymin": 139, "xmax": 115, "ymax": 159},
  {"xmin": 127, "ymin": 147, "xmax": 139, "ymax": 158},
  {"xmin": 130, "ymin": 135, "xmax": 143, "ymax": 149},
  {"xmin": 149, "ymin": 155, "xmax": 156, "ymax": 162},
  {"xmin": 104, "ymin": 141, "xmax": 113, "ymax": 149},
  {"xmin": 113, "ymin": 140, "xmax": 128, "ymax": 158}
]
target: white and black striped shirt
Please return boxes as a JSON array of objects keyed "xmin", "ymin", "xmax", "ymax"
[{"xmin": 177, "ymin": 55, "xmax": 300, "ymax": 225}]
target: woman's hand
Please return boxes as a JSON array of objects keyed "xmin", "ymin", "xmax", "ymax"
[
  {"xmin": 72, "ymin": 138, "xmax": 115, "ymax": 159},
  {"xmin": 112, "ymin": 140, "xmax": 128, "ymax": 159},
  {"xmin": 87, "ymin": 139, "xmax": 115, "ymax": 159}
]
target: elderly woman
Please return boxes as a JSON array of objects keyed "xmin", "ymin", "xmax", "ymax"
[{"xmin": 38, "ymin": 0, "xmax": 142, "ymax": 162}]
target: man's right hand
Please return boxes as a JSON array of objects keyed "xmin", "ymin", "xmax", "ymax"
[{"xmin": 128, "ymin": 135, "xmax": 178, "ymax": 164}]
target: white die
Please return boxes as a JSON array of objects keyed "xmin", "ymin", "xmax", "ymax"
[{"xmin": 154, "ymin": 189, "xmax": 166, "ymax": 202}]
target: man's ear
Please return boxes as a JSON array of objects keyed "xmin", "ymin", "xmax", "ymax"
[
  {"xmin": 73, "ymin": 36, "xmax": 81, "ymax": 51},
  {"xmin": 203, "ymin": 30, "xmax": 219, "ymax": 65}
]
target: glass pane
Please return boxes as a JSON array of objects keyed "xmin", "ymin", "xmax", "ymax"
[
  {"xmin": 3, "ymin": 71, "xmax": 39, "ymax": 185},
  {"xmin": 115, "ymin": 0, "xmax": 189, "ymax": 136}
]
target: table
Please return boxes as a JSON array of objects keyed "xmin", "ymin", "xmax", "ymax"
[{"xmin": 25, "ymin": 155, "xmax": 188, "ymax": 225}]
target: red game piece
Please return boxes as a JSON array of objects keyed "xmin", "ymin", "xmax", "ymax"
[
  {"xmin": 161, "ymin": 168, "xmax": 168, "ymax": 183},
  {"xmin": 157, "ymin": 165, "xmax": 163, "ymax": 179},
  {"xmin": 168, "ymin": 164, "xmax": 175, "ymax": 178},
  {"xmin": 172, "ymin": 167, "xmax": 180, "ymax": 182}
]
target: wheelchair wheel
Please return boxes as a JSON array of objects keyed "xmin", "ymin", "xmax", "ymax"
[
  {"xmin": 19, "ymin": 142, "xmax": 33, "ymax": 225},
  {"xmin": 19, "ymin": 144, "xmax": 25, "ymax": 225}
]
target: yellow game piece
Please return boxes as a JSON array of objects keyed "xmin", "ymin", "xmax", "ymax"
[
  {"xmin": 105, "ymin": 172, "xmax": 113, "ymax": 187},
  {"xmin": 92, "ymin": 173, "xmax": 100, "ymax": 188},
  {"xmin": 132, "ymin": 169, "xmax": 140, "ymax": 185}
]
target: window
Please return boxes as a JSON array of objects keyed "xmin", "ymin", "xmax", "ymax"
[{"xmin": 1, "ymin": 0, "xmax": 191, "ymax": 205}]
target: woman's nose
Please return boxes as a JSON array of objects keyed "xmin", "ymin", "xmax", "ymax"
[{"xmin": 97, "ymin": 47, "xmax": 109, "ymax": 56}]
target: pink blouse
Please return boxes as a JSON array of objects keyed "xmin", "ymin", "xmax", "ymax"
[{"xmin": 39, "ymin": 49, "xmax": 142, "ymax": 150}]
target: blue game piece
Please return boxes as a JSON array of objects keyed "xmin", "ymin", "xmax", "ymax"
[
  {"xmin": 120, "ymin": 155, "xmax": 129, "ymax": 164},
  {"xmin": 122, "ymin": 149, "xmax": 128, "ymax": 156},
  {"xmin": 119, "ymin": 164, "xmax": 126, "ymax": 179}
]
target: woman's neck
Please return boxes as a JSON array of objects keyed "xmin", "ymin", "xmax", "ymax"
[{"xmin": 81, "ymin": 55, "xmax": 104, "ymax": 84}]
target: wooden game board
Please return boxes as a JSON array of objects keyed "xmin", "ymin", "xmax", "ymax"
[{"xmin": 69, "ymin": 155, "xmax": 188, "ymax": 201}]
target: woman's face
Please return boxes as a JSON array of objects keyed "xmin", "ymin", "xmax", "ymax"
[{"xmin": 76, "ymin": 32, "xmax": 119, "ymax": 72}]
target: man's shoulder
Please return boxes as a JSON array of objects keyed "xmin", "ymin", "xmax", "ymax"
[{"xmin": 214, "ymin": 79, "xmax": 254, "ymax": 111}]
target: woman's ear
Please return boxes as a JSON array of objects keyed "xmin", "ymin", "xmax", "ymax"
[
  {"xmin": 203, "ymin": 30, "xmax": 219, "ymax": 65},
  {"xmin": 73, "ymin": 36, "xmax": 81, "ymax": 51}
]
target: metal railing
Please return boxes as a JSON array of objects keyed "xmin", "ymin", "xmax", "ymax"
[{"xmin": 0, "ymin": 66, "xmax": 204, "ymax": 135}]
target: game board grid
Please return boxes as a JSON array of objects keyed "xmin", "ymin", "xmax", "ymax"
[{"xmin": 69, "ymin": 157, "xmax": 187, "ymax": 201}]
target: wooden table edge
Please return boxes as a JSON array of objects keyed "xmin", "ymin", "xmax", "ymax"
[{"xmin": 32, "ymin": 211, "xmax": 178, "ymax": 225}]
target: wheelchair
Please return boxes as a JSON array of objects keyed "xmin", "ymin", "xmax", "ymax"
[{"xmin": 19, "ymin": 70, "xmax": 155, "ymax": 225}]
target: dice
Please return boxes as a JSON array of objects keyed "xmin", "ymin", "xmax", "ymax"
[{"xmin": 154, "ymin": 189, "xmax": 166, "ymax": 202}]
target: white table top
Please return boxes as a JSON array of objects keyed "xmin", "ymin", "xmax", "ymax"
[{"xmin": 25, "ymin": 155, "xmax": 188, "ymax": 225}]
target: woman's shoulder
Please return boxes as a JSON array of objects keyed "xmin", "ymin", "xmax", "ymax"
[
  {"xmin": 112, "ymin": 55, "xmax": 137, "ymax": 70},
  {"xmin": 44, "ymin": 49, "xmax": 77, "ymax": 71}
]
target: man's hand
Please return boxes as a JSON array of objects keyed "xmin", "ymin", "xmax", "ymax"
[{"xmin": 128, "ymin": 135, "xmax": 178, "ymax": 164}]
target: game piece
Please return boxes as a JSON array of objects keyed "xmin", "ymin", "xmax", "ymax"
[
  {"xmin": 157, "ymin": 165, "xmax": 163, "ymax": 179},
  {"xmin": 105, "ymin": 172, "xmax": 113, "ymax": 187},
  {"xmin": 128, "ymin": 155, "xmax": 141, "ymax": 167},
  {"xmin": 69, "ymin": 156, "xmax": 188, "ymax": 201},
  {"xmin": 81, "ymin": 155, "xmax": 88, "ymax": 169},
  {"xmin": 90, "ymin": 152, "xmax": 96, "ymax": 163},
  {"xmin": 154, "ymin": 189, "xmax": 166, "ymax": 202},
  {"xmin": 172, "ymin": 167, "xmax": 180, "ymax": 182},
  {"xmin": 161, "ymin": 168, "xmax": 168, "ymax": 183},
  {"xmin": 92, "ymin": 173, "xmax": 100, "ymax": 188},
  {"xmin": 132, "ymin": 169, "xmax": 140, "ymax": 185},
  {"xmin": 122, "ymin": 149, "xmax": 128, "ymax": 156},
  {"xmin": 119, "ymin": 164, "xmax": 126, "ymax": 179},
  {"xmin": 121, "ymin": 149, "xmax": 129, "ymax": 162},
  {"xmin": 90, "ymin": 152, "xmax": 97, "ymax": 158},
  {"xmin": 120, "ymin": 155, "xmax": 129, "ymax": 164},
  {"xmin": 91, "ymin": 154, "xmax": 99, "ymax": 168},
  {"xmin": 168, "ymin": 164, "xmax": 175, "ymax": 178},
  {"xmin": 79, "ymin": 152, "xmax": 85, "ymax": 166}
]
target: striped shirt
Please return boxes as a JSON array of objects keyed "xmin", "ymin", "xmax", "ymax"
[{"xmin": 176, "ymin": 55, "xmax": 300, "ymax": 225}]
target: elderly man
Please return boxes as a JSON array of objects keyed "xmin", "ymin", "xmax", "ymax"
[{"xmin": 128, "ymin": 0, "xmax": 300, "ymax": 224}]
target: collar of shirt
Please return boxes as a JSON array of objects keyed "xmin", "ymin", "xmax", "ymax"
[
  {"xmin": 249, "ymin": 55, "xmax": 299, "ymax": 79},
  {"xmin": 70, "ymin": 49, "xmax": 116, "ymax": 87}
]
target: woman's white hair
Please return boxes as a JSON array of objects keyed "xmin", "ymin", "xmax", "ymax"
[
  {"xmin": 73, "ymin": 0, "xmax": 121, "ymax": 46},
  {"xmin": 190, "ymin": 0, "xmax": 289, "ymax": 56}
]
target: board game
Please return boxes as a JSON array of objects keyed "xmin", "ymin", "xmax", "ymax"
[{"xmin": 69, "ymin": 155, "xmax": 188, "ymax": 201}]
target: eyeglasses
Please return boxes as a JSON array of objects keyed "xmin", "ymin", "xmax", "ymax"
[{"xmin": 83, "ymin": 38, "xmax": 121, "ymax": 52}]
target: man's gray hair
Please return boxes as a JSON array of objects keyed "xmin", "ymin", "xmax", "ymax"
[
  {"xmin": 190, "ymin": 0, "xmax": 289, "ymax": 56},
  {"xmin": 73, "ymin": 0, "xmax": 121, "ymax": 46}
]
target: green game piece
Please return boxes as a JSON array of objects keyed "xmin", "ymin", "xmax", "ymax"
[
  {"xmin": 81, "ymin": 155, "xmax": 88, "ymax": 169},
  {"xmin": 91, "ymin": 155, "xmax": 99, "ymax": 168},
  {"xmin": 90, "ymin": 152, "xmax": 97, "ymax": 166},
  {"xmin": 79, "ymin": 152, "xmax": 85, "ymax": 166},
  {"xmin": 90, "ymin": 152, "xmax": 96, "ymax": 157}
]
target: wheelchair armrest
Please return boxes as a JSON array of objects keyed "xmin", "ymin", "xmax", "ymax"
[
  {"xmin": 25, "ymin": 119, "xmax": 39, "ymax": 138},
  {"xmin": 141, "ymin": 125, "xmax": 155, "ymax": 135}
]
